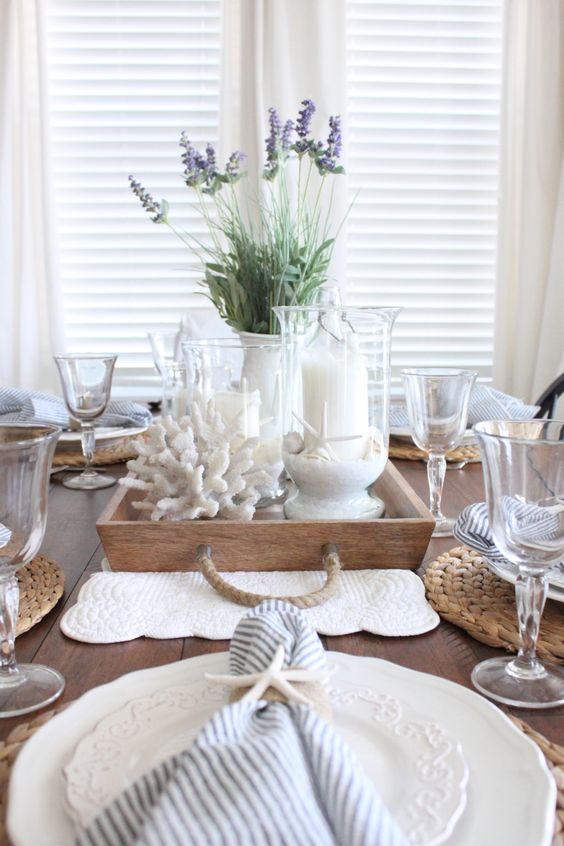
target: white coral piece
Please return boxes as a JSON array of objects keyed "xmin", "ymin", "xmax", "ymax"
[{"xmin": 120, "ymin": 391, "xmax": 271, "ymax": 521}]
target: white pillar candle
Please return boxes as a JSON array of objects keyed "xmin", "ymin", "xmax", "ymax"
[
  {"xmin": 301, "ymin": 343, "xmax": 369, "ymax": 461},
  {"xmin": 214, "ymin": 390, "xmax": 261, "ymax": 440}
]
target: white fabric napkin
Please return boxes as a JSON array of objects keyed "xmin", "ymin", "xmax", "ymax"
[
  {"xmin": 390, "ymin": 385, "xmax": 540, "ymax": 430},
  {"xmin": 75, "ymin": 600, "xmax": 409, "ymax": 846},
  {"xmin": 60, "ymin": 564, "xmax": 439, "ymax": 642},
  {"xmin": 0, "ymin": 388, "xmax": 152, "ymax": 429}
]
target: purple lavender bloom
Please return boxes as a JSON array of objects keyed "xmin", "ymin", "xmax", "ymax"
[
  {"xmin": 205, "ymin": 143, "xmax": 217, "ymax": 178},
  {"xmin": 179, "ymin": 132, "xmax": 207, "ymax": 187},
  {"xmin": 316, "ymin": 115, "xmax": 343, "ymax": 174},
  {"xmin": 294, "ymin": 98, "xmax": 316, "ymax": 154},
  {"xmin": 263, "ymin": 107, "xmax": 282, "ymax": 179},
  {"xmin": 225, "ymin": 150, "xmax": 247, "ymax": 181},
  {"xmin": 281, "ymin": 119, "xmax": 294, "ymax": 152},
  {"xmin": 296, "ymin": 99, "xmax": 315, "ymax": 138},
  {"xmin": 128, "ymin": 175, "xmax": 166, "ymax": 223}
]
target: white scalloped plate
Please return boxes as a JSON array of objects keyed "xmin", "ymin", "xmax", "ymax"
[
  {"xmin": 8, "ymin": 653, "xmax": 556, "ymax": 846},
  {"xmin": 62, "ymin": 680, "xmax": 468, "ymax": 845},
  {"xmin": 58, "ymin": 425, "xmax": 147, "ymax": 444},
  {"xmin": 390, "ymin": 428, "xmax": 477, "ymax": 445}
]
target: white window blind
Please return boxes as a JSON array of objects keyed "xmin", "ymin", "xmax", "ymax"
[
  {"xmin": 345, "ymin": 0, "xmax": 503, "ymax": 386},
  {"xmin": 46, "ymin": 0, "xmax": 503, "ymax": 395},
  {"xmin": 45, "ymin": 0, "xmax": 221, "ymax": 396}
]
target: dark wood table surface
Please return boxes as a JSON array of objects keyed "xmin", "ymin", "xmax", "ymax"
[{"xmin": 3, "ymin": 460, "xmax": 563, "ymax": 746}]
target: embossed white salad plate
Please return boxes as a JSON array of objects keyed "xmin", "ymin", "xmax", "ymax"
[
  {"xmin": 62, "ymin": 678, "xmax": 468, "ymax": 844},
  {"xmin": 8, "ymin": 653, "xmax": 555, "ymax": 846}
]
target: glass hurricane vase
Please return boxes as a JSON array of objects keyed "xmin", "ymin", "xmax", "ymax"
[
  {"xmin": 273, "ymin": 306, "xmax": 400, "ymax": 520},
  {"xmin": 183, "ymin": 338, "xmax": 285, "ymax": 506}
]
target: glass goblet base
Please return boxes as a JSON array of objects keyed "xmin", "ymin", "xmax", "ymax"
[
  {"xmin": 472, "ymin": 656, "xmax": 564, "ymax": 709},
  {"xmin": 62, "ymin": 470, "xmax": 116, "ymax": 490},
  {"xmin": 431, "ymin": 516, "xmax": 456, "ymax": 537},
  {"xmin": 0, "ymin": 664, "xmax": 65, "ymax": 718}
]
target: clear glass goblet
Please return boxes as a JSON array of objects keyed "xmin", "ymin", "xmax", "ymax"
[
  {"xmin": 401, "ymin": 368, "xmax": 477, "ymax": 536},
  {"xmin": 54, "ymin": 354, "xmax": 117, "ymax": 490},
  {"xmin": 148, "ymin": 330, "xmax": 181, "ymax": 376},
  {"xmin": 473, "ymin": 419, "xmax": 564, "ymax": 708},
  {"xmin": 0, "ymin": 424, "xmax": 65, "ymax": 717}
]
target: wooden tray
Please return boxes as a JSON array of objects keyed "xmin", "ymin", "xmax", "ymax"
[{"xmin": 96, "ymin": 461, "xmax": 434, "ymax": 572}]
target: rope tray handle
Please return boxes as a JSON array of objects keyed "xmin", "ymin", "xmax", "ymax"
[{"xmin": 194, "ymin": 543, "xmax": 342, "ymax": 609}]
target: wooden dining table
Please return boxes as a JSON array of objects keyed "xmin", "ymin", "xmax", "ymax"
[{"xmin": 2, "ymin": 458, "xmax": 563, "ymax": 750}]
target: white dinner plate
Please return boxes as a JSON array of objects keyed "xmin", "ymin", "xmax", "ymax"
[
  {"xmin": 62, "ymin": 679, "xmax": 468, "ymax": 843},
  {"xmin": 8, "ymin": 652, "xmax": 555, "ymax": 846},
  {"xmin": 487, "ymin": 559, "xmax": 564, "ymax": 604},
  {"xmin": 58, "ymin": 425, "xmax": 147, "ymax": 444}
]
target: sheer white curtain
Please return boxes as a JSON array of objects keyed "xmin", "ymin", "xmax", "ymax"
[
  {"xmin": 0, "ymin": 0, "xmax": 64, "ymax": 392},
  {"xmin": 494, "ymin": 0, "xmax": 564, "ymax": 403},
  {"xmin": 219, "ymin": 0, "xmax": 348, "ymax": 285}
]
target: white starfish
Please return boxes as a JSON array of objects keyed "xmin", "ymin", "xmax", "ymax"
[
  {"xmin": 293, "ymin": 402, "xmax": 364, "ymax": 462},
  {"xmin": 205, "ymin": 644, "xmax": 335, "ymax": 707}
]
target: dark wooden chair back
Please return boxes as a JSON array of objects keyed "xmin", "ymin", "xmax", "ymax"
[{"xmin": 534, "ymin": 373, "xmax": 564, "ymax": 418}]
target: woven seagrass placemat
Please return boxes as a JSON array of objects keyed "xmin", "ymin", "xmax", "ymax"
[
  {"xmin": 389, "ymin": 439, "xmax": 481, "ymax": 463},
  {"xmin": 16, "ymin": 555, "xmax": 65, "ymax": 637},
  {"xmin": 424, "ymin": 546, "xmax": 564, "ymax": 663},
  {"xmin": 53, "ymin": 435, "xmax": 138, "ymax": 467},
  {"xmin": 0, "ymin": 703, "xmax": 562, "ymax": 846}
]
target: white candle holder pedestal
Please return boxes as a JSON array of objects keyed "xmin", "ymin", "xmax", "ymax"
[
  {"xmin": 273, "ymin": 306, "xmax": 400, "ymax": 521},
  {"xmin": 183, "ymin": 338, "xmax": 285, "ymax": 507}
]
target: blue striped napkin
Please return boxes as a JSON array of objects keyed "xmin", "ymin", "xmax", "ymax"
[
  {"xmin": 76, "ymin": 601, "xmax": 408, "ymax": 846},
  {"xmin": 454, "ymin": 500, "xmax": 564, "ymax": 562},
  {"xmin": 390, "ymin": 385, "xmax": 539, "ymax": 430},
  {"xmin": 0, "ymin": 388, "xmax": 151, "ymax": 429},
  {"xmin": 0, "ymin": 523, "xmax": 11, "ymax": 548}
]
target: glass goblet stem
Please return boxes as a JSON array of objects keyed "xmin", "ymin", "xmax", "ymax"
[
  {"xmin": 509, "ymin": 569, "xmax": 549, "ymax": 679},
  {"xmin": 0, "ymin": 576, "xmax": 20, "ymax": 680},
  {"xmin": 427, "ymin": 452, "xmax": 447, "ymax": 521},
  {"xmin": 80, "ymin": 423, "xmax": 97, "ymax": 477}
]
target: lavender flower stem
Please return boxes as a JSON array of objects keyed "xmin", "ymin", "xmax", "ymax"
[
  {"xmin": 195, "ymin": 186, "xmax": 222, "ymax": 253},
  {"xmin": 297, "ymin": 156, "xmax": 303, "ymax": 237}
]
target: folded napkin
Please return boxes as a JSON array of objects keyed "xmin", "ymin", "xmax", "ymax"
[
  {"xmin": 390, "ymin": 385, "xmax": 539, "ymax": 430},
  {"xmin": 76, "ymin": 601, "xmax": 408, "ymax": 846},
  {"xmin": 454, "ymin": 500, "xmax": 564, "ymax": 563},
  {"xmin": 60, "ymin": 565, "xmax": 439, "ymax": 642},
  {"xmin": 0, "ymin": 523, "xmax": 11, "ymax": 548},
  {"xmin": 0, "ymin": 388, "xmax": 152, "ymax": 429}
]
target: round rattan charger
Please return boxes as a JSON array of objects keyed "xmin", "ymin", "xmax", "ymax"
[
  {"xmin": 16, "ymin": 554, "xmax": 65, "ymax": 637},
  {"xmin": 389, "ymin": 439, "xmax": 480, "ymax": 463},
  {"xmin": 424, "ymin": 545, "xmax": 564, "ymax": 663}
]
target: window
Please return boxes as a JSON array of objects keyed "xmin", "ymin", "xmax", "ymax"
[
  {"xmin": 46, "ymin": 0, "xmax": 503, "ymax": 395},
  {"xmin": 346, "ymin": 0, "xmax": 503, "ymax": 385},
  {"xmin": 45, "ymin": 0, "xmax": 221, "ymax": 396}
]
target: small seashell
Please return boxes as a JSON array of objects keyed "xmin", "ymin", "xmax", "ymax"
[{"xmin": 283, "ymin": 431, "xmax": 304, "ymax": 455}]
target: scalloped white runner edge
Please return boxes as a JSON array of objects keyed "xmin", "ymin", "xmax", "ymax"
[{"xmin": 60, "ymin": 562, "xmax": 439, "ymax": 642}]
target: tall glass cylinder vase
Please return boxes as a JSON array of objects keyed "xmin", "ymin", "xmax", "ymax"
[
  {"xmin": 273, "ymin": 306, "xmax": 400, "ymax": 520},
  {"xmin": 183, "ymin": 339, "xmax": 285, "ymax": 506}
]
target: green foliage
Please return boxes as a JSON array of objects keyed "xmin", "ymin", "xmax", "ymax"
[{"xmin": 132, "ymin": 114, "xmax": 346, "ymax": 335}]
